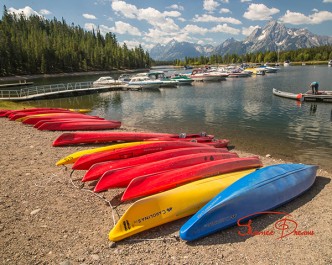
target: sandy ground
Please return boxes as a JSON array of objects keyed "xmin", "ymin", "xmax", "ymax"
[{"xmin": 0, "ymin": 117, "xmax": 331, "ymax": 265}]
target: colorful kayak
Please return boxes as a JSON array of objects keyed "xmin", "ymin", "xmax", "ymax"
[
  {"xmin": 108, "ymin": 169, "xmax": 256, "ymax": 242},
  {"xmin": 121, "ymin": 156, "xmax": 263, "ymax": 201},
  {"xmin": 22, "ymin": 113, "xmax": 102, "ymax": 125},
  {"xmin": 37, "ymin": 120, "xmax": 121, "ymax": 131},
  {"xmin": 94, "ymin": 152, "xmax": 239, "ymax": 191},
  {"xmin": 82, "ymin": 147, "xmax": 229, "ymax": 182},
  {"xmin": 52, "ymin": 132, "xmax": 214, "ymax": 146},
  {"xmin": 9, "ymin": 109, "xmax": 76, "ymax": 121},
  {"xmin": 72, "ymin": 141, "xmax": 225, "ymax": 170},
  {"xmin": 56, "ymin": 141, "xmax": 155, "ymax": 166},
  {"xmin": 179, "ymin": 163, "xmax": 318, "ymax": 241}
]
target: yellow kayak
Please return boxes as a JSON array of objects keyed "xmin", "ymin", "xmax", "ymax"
[
  {"xmin": 56, "ymin": 141, "xmax": 154, "ymax": 166},
  {"xmin": 109, "ymin": 168, "xmax": 256, "ymax": 242}
]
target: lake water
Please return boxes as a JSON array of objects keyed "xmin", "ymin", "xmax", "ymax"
[{"xmin": 10, "ymin": 65, "xmax": 332, "ymax": 172}]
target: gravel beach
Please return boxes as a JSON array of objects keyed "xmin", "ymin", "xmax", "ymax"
[{"xmin": 1, "ymin": 117, "xmax": 331, "ymax": 265}]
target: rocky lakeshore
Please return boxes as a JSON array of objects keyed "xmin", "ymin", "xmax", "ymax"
[{"xmin": 0, "ymin": 118, "xmax": 331, "ymax": 265}]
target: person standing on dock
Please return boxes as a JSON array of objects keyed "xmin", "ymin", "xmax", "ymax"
[{"xmin": 310, "ymin": 81, "xmax": 319, "ymax": 94}]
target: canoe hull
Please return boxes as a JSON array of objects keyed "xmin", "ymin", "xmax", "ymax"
[
  {"xmin": 179, "ymin": 164, "xmax": 318, "ymax": 241},
  {"xmin": 82, "ymin": 147, "xmax": 229, "ymax": 182}
]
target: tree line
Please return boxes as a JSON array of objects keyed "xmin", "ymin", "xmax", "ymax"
[
  {"xmin": 172, "ymin": 45, "xmax": 332, "ymax": 66},
  {"xmin": 0, "ymin": 6, "xmax": 152, "ymax": 77}
]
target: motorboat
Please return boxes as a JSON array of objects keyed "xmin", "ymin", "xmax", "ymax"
[
  {"xmin": 170, "ymin": 74, "xmax": 194, "ymax": 85},
  {"xmin": 284, "ymin": 60, "xmax": 291, "ymax": 66},
  {"xmin": 124, "ymin": 75, "xmax": 162, "ymax": 90},
  {"xmin": 190, "ymin": 68, "xmax": 229, "ymax": 82},
  {"xmin": 328, "ymin": 60, "xmax": 332, "ymax": 67},
  {"xmin": 243, "ymin": 67, "xmax": 266, "ymax": 75},
  {"xmin": 93, "ymin": 76, "xmax": 122, "ymax": 87},
  {"xmin": 118, "ymin": 74, "xmax": 132, "ymax": 83},
  {"xmin": 147, "ymin": 71, "xmax": 178, "ymax": 88}
]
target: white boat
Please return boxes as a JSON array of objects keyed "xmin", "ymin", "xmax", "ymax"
[
  {"xmin": 170, "ymin": 74, "xmax": 194, "ymax": 85},
  {"xmin": 284, "ymin": 60, "xmax": 291, "ymax": 66},
  {"xmin": 148, "ymin": 71, "xmax": 178, "ymax": 88},
  {"xmin": 125, "ymin": 75, "xmax": 162, "ymax": 90},
  {"xmin": 118, "ymin": 74, "xmax": 132, "ymax": 83},
  {"xmin": 328, "ymin": 60, "xmax": 332, "ymax": 67},
  {"xmin": 190, "ymin": 68, "xmax": 228, "ymax": 82},
  {"xmin": 93, "ymin": 76, "xmax": 122, "ymax": 87}
]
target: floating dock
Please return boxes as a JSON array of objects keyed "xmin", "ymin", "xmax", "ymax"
[{"xmin": 0, "ymin": 82, "xmax": 127, "ymax": 101}]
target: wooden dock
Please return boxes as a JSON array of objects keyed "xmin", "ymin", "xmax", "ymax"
[{"xmin": 0, "ymin": 82, "xmax": 126, "ymax": 101}]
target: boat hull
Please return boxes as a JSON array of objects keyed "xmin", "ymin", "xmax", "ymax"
[
  {"xmin": 94, "ymin": 152, "xmax": 238, "ymax": 191},
  {"xmin": 82, "ymin": 147, "xmax": 229, "ymax": 182},
  {"xmin": 179, "ymin": 163, "xmax": 318, "ymax": 241},
  {"xmin": 121, "ymin": 156, "xmax": 263, "ymax": 201}
]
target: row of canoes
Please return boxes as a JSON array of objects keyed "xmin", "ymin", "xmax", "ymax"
[
  {"xmin": 0, "ymin": 107, "xmax": 121, "ymax": 130},
  {"xmin": 52, "ymin": 126, "xmax": 318, "ymax": 242},
  {"xmin": 1, "ymin": 107, "xmax": 319, "ymax": 242}
]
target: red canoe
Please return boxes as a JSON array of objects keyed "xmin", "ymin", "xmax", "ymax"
[
  {"xmin": 1, "ymin": 108, "xmax": 67, "ymax": 117},
  {"xmin": 8, "ymin": 109, "xmax": 76, "ymax": 120},
  {"xmin": 37, "ymin": 120, "xmax": 121, "ymax": 131},
  {"xmin": 121, "ymin": 156, "xmax": 263, "ymax": 201},
  {"xmin": 23, "ymin": 114, "xmax": 102, "ymax": 125},
  {"xmin": 52, "ymin": 132, "xmax": 215, "ymax": 146},
  {"xmin": 73, "ymin": 141, "xmax": 226, "ymax": 170},
  {"xmin": 82, "ymin": 146, "xmax": 229, "ymax": 182},
  {"xmin": 33, "ymin": 118, "xmax": 111, "ymax": 129},
  {"xmin": 94, "ymin": 152, "xmax": 239, "ymax": 191}
]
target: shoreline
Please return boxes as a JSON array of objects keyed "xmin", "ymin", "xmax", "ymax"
[
  {"xmin": 0, "ymin": 118, "xmax": 331, "ymax": 264},
  {"xmin": 0, "ymin": 69, "xmax": 149, "ymax": 83}
]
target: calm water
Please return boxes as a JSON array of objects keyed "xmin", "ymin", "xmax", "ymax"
[{"xmin": 11, "ymin": 66, "xmax": 332, "ymax": 171}]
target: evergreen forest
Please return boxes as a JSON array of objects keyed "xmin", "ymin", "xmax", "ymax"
[{"xmin": 0, "ymin": 7, "xmax": 152, "ymax": 77}]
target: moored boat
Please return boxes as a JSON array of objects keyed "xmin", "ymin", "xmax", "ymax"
[
  {"xmin": 272, "ymin": 88, "xmax": 303, "ymax": 101},
  {"xmin": 125, "ymin": 75, "xmax": 162, "ymax": 90},
  {"xmin": 179, "ymin": 163, "xmax": 318, "ymax": 241},
  {"xmin": 93, "ymin": 76, "xmax": 122, "ymax": 87}
]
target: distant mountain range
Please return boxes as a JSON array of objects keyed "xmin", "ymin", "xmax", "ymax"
[{"xmin": 149, "ymin": 20, "xmax": 332, "ymax": 61}]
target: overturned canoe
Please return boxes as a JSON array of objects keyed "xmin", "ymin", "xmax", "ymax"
[
  {"xmin": 37, "ymin": 120, "xmax": 121, "ymax": 131},
  {"xmin": 94, "ymin": 152, "xmax": 238, "ymax": 191},
  {"xmin": 72, "ymin": 141, "xmax": 227, "ymax": 170},
  {"xmin": 180, "ymin": 163, "xmax": 318, "ymax": 241},
  {"xmin": 52, "ymin": 132, "xmax": 214, "ymax": 146},
  {"xmin": 83, "ymin": 147, "xmax": 229, "ymax": 182},
  {"xmin": 121, "ymin": 156, "xmax": 263, "ymax": 201}
]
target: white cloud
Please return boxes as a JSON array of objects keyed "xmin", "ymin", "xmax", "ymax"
[
  {"xmin": 111, "ymin": 1, "xmax": 180, "ymax": 32},
  {"xmin": 242, "ymin": 25, "xmax": 260, "ymax": 36},
  {"xmin": 39, "ymin": 9, "xmax": 51, "ymax": 16},
  {"xmin": 83, "ymin": 13, "xmax": 97, "ymax": 20},
  {"xmin": 111, "ymin": 0, "xmax": 138, "ymax": 19},
  {"xmin": 279, "ymin": 10, "xmax": 332, "ymax": 25},
  {"xmin": 110, "ymin": 21, "xmax": 141, "ymax": 36},
  {"xmin": 167, "ymin": 4, "xmax": 184, "ymax": 11},
  {"xmin": 8, "ymin": 6, "xmax": 42, "ymax": 17},
  {"xmin": 163, "ymin": 11, "xmax": 182, "ymax": 18},
  {"xmin": 241, "ymin": 0, "xmax": 252, "ymax": 2},
  {"xmin": 243, "ymin": 4, "xmax": 280, "ymax": 21},
  {"xmin": 210, "ymin": 24, "xmax": 240, "ymax": 35},
  {"xmin": 84, "ymin": 23, "xmax": 97, "ymax": 31},
  {"xmin": 323, "ymin": 0, "xmax": 332, "ymax": 3},
  {"xmin": 220, "ymin": 8, "xmax": 231, "ymax": 14},
  {"xmin": 203, "ymin": 0, "xmax": 220, "ymax": 12},
  {"xmin": 182, "ymin": 24, "xmax": 209, "ymax": 35},
  {"xmin": 193, "ymin": 14, "xmax": 242, "ymax": 24},
  {"xmin": 312, "ymin": 9, "xmax": 319, "ymax": 12}
]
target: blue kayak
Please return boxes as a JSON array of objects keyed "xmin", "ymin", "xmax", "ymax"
[{"xmin": 179, "ymin": 163, "xmax": 318, "ymax": 241}]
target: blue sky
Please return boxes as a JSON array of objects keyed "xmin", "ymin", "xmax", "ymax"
[{"xmin": 1, "ymin": 0, "xmax": 332, "ymax": 50}]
